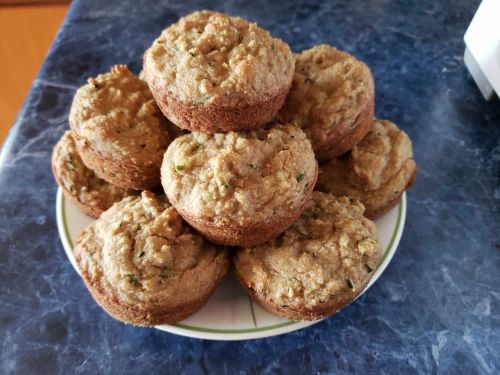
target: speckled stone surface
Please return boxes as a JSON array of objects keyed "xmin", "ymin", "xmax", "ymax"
[{"xmin": 0, "ymin": 0, "xmax": 499, "ymax": 373}]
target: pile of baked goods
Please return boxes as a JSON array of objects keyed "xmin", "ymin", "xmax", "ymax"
[{"xmin": 52, "ymin": 10, "xmax": 416, "ymax": 326}]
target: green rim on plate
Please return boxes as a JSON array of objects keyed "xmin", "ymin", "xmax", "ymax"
[{"xmin": 59, "ymin": 192, "xmax": 404, "ymax": 335}]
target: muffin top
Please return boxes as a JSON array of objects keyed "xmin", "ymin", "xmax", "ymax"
[
  {"xmin": 52, "ymin": 131, "xmax": 134, "ymax": 212},
  {"xmin": 317, "ymin": 119, "xmax": 415, "ymax": 202},
  {"xmin": 235, "ymin": 192, "xmax": 381, "ymax": 309},
  {"xmin": 162, "ymin": 123, "xmax": 317, "ymax": 225},
  {"xmin": 350, "ymin": 119, "xmax": 414, "ymax": 190},
  {"xmin": 278, "ymin": 44, "xmax": 374, "ymax": 148},
  {"xmin": 69, "ymin": 65, "xmax": 174, "ymax": 165},
  {"xmin": 75, "ymin": 191, "xmax": 228, "ymax": 309},
  {"xmin": 144, "ymin": 10, "xmax": 294, "ymax": 107}
]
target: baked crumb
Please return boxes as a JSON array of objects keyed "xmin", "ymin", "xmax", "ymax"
[
  {"xmin": 162, "ymin": 123, "xmax": 316, "ymax": 225},
  {"xmin": 235, "ymin": 192, "xmax": 381, "ymax": 309},
  {"xmin": 145, "ymin": 10, "xmax": 294, "ymax": 107}
]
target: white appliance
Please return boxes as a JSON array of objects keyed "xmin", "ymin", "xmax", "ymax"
[{"xmin": 464, "ymin": 0, "xmax": 500, "ymax": 101}]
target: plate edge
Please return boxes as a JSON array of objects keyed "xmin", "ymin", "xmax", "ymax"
[{"xmin": 56, "ymin": 189, "xmax": 407, "ymax": 341}]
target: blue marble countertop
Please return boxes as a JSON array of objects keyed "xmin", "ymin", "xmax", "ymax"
[{"xmin": 0, "ymin": 0, "xmax": 499, "ymax": 373}]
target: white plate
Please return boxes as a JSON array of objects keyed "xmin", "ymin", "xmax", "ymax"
[{"xmin": 56, "ymin": 188, "xmax": 406, "ymax": 340}]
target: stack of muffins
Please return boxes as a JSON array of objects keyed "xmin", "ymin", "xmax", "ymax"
[{"xmin": 52, "ymin": 11, "xmax": 417, "ymax": 325}]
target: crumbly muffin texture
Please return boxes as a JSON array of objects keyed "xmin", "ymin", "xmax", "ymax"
[
  {"xmin": 69, "ymin": 64, "xmax": 173, "ymax": 165},
  {"xmin": 278, "ymin": 44, "xmax": 373, "ymax": 150},
  {"xmin": 317, "ymin": 119, "xmax": 416, "ymax": 217},
  {"xmin": 145, "ymin": 10, "xmax": 294, "ymax": 107},
  {"xmin": 75, "ymin": 191, "xmax": 228, "ymax": 309},
  {"xmin": 162, "ymin": 124, "xmax": 316, "ymax": 225},
  {"xmin": 351, "ymin": 119, "xmax": 413, "ymax": 190},
  {"xmin": 53, "ymin": 131, "xmax": 134, "ymax": 213},
  {"xmin": 235, "ymin": 192, "xmax": 381, "ymax": 309}
]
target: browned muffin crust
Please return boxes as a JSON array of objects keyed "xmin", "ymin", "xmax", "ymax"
[
  {"xmin": 52, "ymin": 131, "xmax": 135, "ymax": 218},
  {"xmin": 234, "ymin": 266, "xmax": 372, "ymax": 322},
  {"xmin": 161, "ymin": 124, "xmax": 318, "ymax": 246},
  {"xmin": 143, "ymin": 10, "xmax": 294, "ymax": 133},
  {"xmin": 316, "ymin": 119, "xmax": 417, "ymax": 219},
  {"xmin": 74, "ymin": 192, "xmax": 230, "ymax": 326},
  {"xmin": 234, "ymin": 192, "xmax": 382, "ymax": 321},
  {"xmin": 173, "ymin": 165, "xmax": 317, "ymax": 247},
  {"xmin": 69, "ymin": 64, "xmax": 175, "ymax": 190},
  {"xmin": 149, "ymin": 85, "xmax": 290, "ymax": 133},
  {"xmin": 278, "ymin": 44, "xmax": 374, "ymax": 161},
  {"xmin": 314, "ymin": 94, "xmax": 374, "ymax": 161}
]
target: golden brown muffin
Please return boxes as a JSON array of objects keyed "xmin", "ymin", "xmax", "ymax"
[
  {"xmin": 143, "ymin": 10, "xmax": 294, "ymax": 133},
  {"xmin": 52, "ymin": 131, "xmax": 136, "ymax": 218},
  {"xmin": 317, "ymin": 119, "xmax": 417, "ymax": 219},
  {"xmin": 161, "ymin": 123, "xmax": 317, "ymax": 247},
  {"xmin": 69, "ymin": 64, "xmax": 176, "ymax": 190},
  {"xmin": 234, "ymin": 192, "xmax": 382, "ymax": 321},
  {"xmin": 74, "ymin": 191, "xmax": 230, "ymax": 326},
  {"xmin": 278, "ymin": 44, "xmax": 374, "ymax": 161}
]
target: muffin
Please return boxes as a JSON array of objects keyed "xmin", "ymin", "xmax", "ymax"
[
  {"xmin": 74, "ymin": 191, "xmax": 230, "ymax": 326},
  {"xmin": 69, "ymin": 64, "xmax": 175, "ymax": 190},
  {"xmin": 143, "ymin": 10, "xmax": 294, "ymax": 133},
  {"xmin": 234, "ymin": 191, "xmax": 382, "ymax": 321},
  {"xmin": 317, "ymin": 119, "xmax": 417, "ymax": 219},
  {"xmin": 52, "ymin": 131, "xmax": 135, "ymax": 218},
  {"xmin": 161, "ymin": 123, "xmax": 317, "ymax": 247},
  {"xmin": 278, "ymin": 44, "xmax": 374, "ymax": 161}
]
